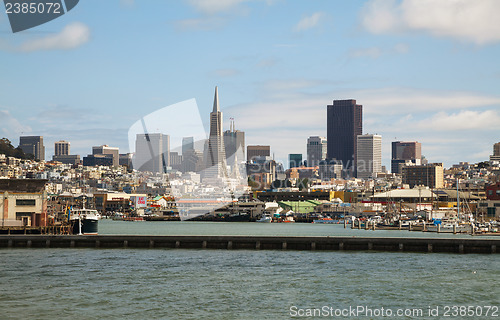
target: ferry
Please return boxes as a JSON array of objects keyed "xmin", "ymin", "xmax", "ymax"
[{"xmin": 70, "ymin": 208, "xmax": 101, "ymax": 235}]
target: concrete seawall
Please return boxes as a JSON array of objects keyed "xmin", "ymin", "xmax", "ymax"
[{"xmin": 0, "ymin": 235, "xmax": 498, "ymax": 254}]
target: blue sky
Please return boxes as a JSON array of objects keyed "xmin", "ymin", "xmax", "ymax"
[{"xmin": 1, "ymin": 0, "xmax": 500, "ymax": 169}]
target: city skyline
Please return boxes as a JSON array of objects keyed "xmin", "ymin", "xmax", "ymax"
[{"xmin": 1, "ymin": 1, "xmax": 500, "ymax": 168}]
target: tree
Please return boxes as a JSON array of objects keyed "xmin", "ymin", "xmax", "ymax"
[{"xmin": 0, "ymin": 137, "xmax": 32, "ymax": 159}]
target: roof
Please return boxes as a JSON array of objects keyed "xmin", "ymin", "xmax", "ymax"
[
  {"xmin": 0, "ymin": 179, "xmax": 47, "ymax": 193},
  {"xmin": 373, "ymin": 188, "xmax": 437, "ymax": 199}
]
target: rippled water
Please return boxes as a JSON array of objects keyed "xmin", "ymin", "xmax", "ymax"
[
  {"xmin": 1, "ymin": 249, "xmax": 499, "ymax": 319},
  {"xmin": 99, "ymin": 219, "xmax": 499, "ymax": 239},
  {"xmin": 1, "ymin": 221, "xmax": 499, "ymax": 319}
]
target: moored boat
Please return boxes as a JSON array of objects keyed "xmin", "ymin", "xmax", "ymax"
[{"xmin": 70, "ymin": 208, "xmax": 101, "ymax": 235}]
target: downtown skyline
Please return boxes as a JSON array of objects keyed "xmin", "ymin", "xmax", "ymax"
[{"xmin": 1, "ymin": 0, "xmax": 500, "ymax": 169}]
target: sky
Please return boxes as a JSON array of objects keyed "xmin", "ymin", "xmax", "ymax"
[{"xmin": 1, "ymin": 0, "xmax": 500, "ymax": 169}]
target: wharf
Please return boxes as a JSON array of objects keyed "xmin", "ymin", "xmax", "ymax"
[{"xmin": 0, "ymin": 235, "xmax": 498, "ymax": 254}]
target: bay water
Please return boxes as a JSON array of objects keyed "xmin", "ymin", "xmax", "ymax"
[{"xmin": 1, "ymin": 221, "xmax": 499, "ymax": 319}]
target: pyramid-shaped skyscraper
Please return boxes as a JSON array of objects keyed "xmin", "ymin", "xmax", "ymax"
[{"xmin": 204, "ymin": 86, "xmax": 228, "ymax": 179}]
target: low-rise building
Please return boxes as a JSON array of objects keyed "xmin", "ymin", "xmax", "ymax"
[{"xmin": 0, "ymin": 179, "xmax": 48, "ymax": 227}]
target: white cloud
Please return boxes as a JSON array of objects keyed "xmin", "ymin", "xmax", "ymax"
[
  {"xmin": 353, "ymin": 87, "xmax": 500, "ymax": 114},
  {"xmin": 0, "ymin": 110, "xmax": 32, "ymax": 138},
  {"xmin": 186, "ymin": 0, "xmax": 248, "ymax": 15},
  {"xmin": 361, "ymin": 0, "xmax": 500, "ymax": 44},
  {"xmin": 417, "ymin": 110, "xmax": 500, "ymax": 131},
  {"xmin": 227, "ymin": 82, "xmax": 500, "ymax": 166},
  {"xmin": 19, "ymin": 22, "xmax": 90, "ymax": 52},
  {"xmin": 294, "ymin": 12, "xmax": 324, "ymax": 32}
]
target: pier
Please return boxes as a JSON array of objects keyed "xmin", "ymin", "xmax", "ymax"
[{"xmin": 0, "ymin": 235, "xmax": 498, "ymax": 254}]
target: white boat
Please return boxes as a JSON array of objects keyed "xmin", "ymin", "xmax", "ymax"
[
  {"xmin": 70, "ymin": 208, "xmax": 101, "ymax": 235},
  {"xmin": 256, "ymin": 214, "xmax": 272, "ymax": 223},
  {"xmin": 426, "ymin": 222, "xmax": 471, "ymax": 233}
]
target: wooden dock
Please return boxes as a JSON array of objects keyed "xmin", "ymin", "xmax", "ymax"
[{"xmin": 0, "ymin": 235, "xmax": 498, "ymax": 254}]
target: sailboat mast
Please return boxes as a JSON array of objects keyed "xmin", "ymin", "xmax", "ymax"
[{"xmin": 457, "ymin": 178, "xmax": 460, "ymax": 221}]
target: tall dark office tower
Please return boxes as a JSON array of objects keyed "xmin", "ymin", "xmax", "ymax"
[
  {"xmin": 288, "ymin": 154, "xmax": 302, "ymax": 168},
  {"xmin": 205, "ymin": 86, "xmax": 227, "ymax": 178},
  {"xmin": 326, "ymin": 100, "xmax": 362, "ymax": 177},
  {"xmin": 19, "ymin": 136, "xmax": 45, "ymax": 161}
]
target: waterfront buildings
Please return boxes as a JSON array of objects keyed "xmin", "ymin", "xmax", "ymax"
[
  {"xmin": 0, "ymin": 179, "xmax": 47, "ymax": 227},
  {"xmin": 135, "ymin": 134, "xmax": 170, "ymax": 173},
  {"xmin": 356, "ymin": 134, "xmax": 382, "ymax": 180},
  {"xmin": 92, "ymin": 145, "xmax": 120, "ymax": 167},
  {"xmin": 327, "ymin": 100, "xmax": 362, "ymax": 177},
  {"xmin": 288, "ymin": 154, "xmax": 302, "ymax": 169},
  {"xmin": 247, "ymin": 145, "xmax": 270, "ymax": 162},
  {"xmin": 391, "ymin": 141, "xmax": 422, "ymax": 174},
  {"xmin": 402, "ymin": 163, "xmax": 444, "ymax": 189},
  {"xmin": 307, "ymin": 136, "xmax": 327, "ymax": 167},
  {"xmin": 204, "ymin": 86, "xmax": 227, "ymax": 180},
  {"xmin": 19, "ymin": 136, "xmax": 45, "ymax": 161}
]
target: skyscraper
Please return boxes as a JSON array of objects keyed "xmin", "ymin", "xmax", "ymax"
[
  {"xmin": 182, "ymin": 137, "xmax": 194, "ymax": 157},
  {"xmin": 54, "ymin": 140, "xmax": 70, "ymax": 156},
  {"xmin": 19, "ymin": 136, "xmax": 45, "ymax": 161},
  {"xmin": 288, "ymin": 154, "xmax": 302, "ymax": 169},
  {"xmin": 307, "ymin": 136, "xmax": 327, "ymax": 167},
  {"xmin": 356, "ymin": 134, "xmax": 382, "ymax": 180},
  {"xmin": 223, "ymin": 118, "xmax": 245, "ymax": 161},
  {"xmin": 134, "ymin": 134, "xmax": 169, "ymax": 173},
  {"xmin": 491, "ymin": 142, "xmax": 500, "ymax": 162},
  {"xmin": 93, "ymin": 145, "xmax": 120, "ymax": 167},
  {"xmin": 327, "ymin": 99, "xmax": 362, "ymax": 177},
  {"xmin": 391, "ymin": 141, "xmax": 422, "ymax": 174},
  {"xmin": 205, "ymin": 86, "xmax": 227, "ymax": 179},
  {"xmin": 247, "ymin": 145, "xmax": 270, "ymax": 162}
]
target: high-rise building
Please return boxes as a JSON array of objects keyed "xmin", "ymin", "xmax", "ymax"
[
  {"xmin": 92, "ymin": 145, "xmax": 120, "ymax": 167},
  {"xmin": 182, "ymin": 137, "xmax": 194, "ymax": 157},
  {"xmin": 247, "ymin": 145, "xmax": 270, "ymax": 162},
  {"xmin": 402, "ymin": 163, "xmax": 444, "ymax": 189},
  {"xmin": 391, "ymin": 141, "xmax": 422, "ymax": 173},
  {"xmin": 119, "ymin": 153, "xmax": 133, "ymax": 169},
  {"xmin": 204, "ymin": 86, "xmax": 227, "ymax": 179},
  {"xmin": 356, "ymin": 134, "xmax": 382, "ymax": 180},
  {"xmin": 134, "ymin": 134, "xmax": 169, "ymax": 173},
  {"xmin": 288, "ymin": 154, "xmax": 302, "ymax": 169},
  {"xmin": 169, "ymin": 152, "xmax": 182, "ymax": 171},
  {"xmin": 223, "ymin": 119, "xmax": 245, "ymax": 161},
  {"xmin": 19, "ymin": 136, "xmax": 45, "ymax": 161},
  {"xmin": 494, "ymin": 142, "xmax": 500, "ymax": 156},
  {"xmin": 54, "ymin": 140, "xmax": 70, "ymax": 156},
  {"xmin": 327, "ymin": 100, "xmax": 362, "ymax": 177},
  {"xmin": 491, "ymin": 142, "xmax": 500, "ymax": 162},
  {"xmin": 307, "ymin": 136, "xmax": 327, "ymax": 167}
]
